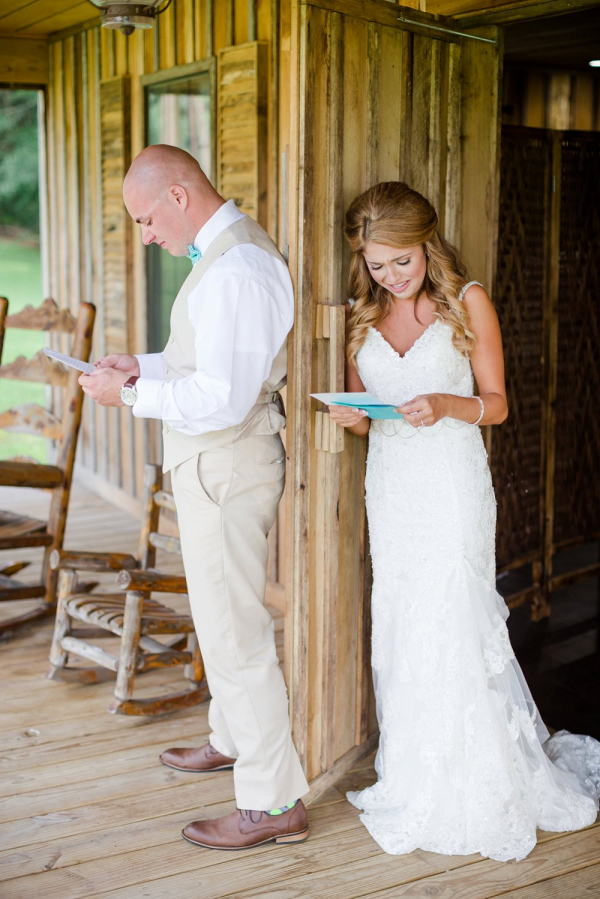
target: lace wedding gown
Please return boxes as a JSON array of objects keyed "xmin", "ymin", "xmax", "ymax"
[{"xmin": 347, "ymin": 284, "xmax": 600, "ymax": 862}]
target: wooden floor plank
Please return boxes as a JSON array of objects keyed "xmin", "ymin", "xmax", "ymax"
[
  {"xmin": 0, "ymin": 823, "xmax": 460, "ymax": 899},
  {"xmin": 0, "ymin": 700, "xmax": 206, "ymax": 755},
  {"xmin": 0, "ymin": 761, "xmax": 345, "ymax": 854},
  {"xmin": 0, "ymin": 780, "xmax": 233, "ymax": 853},
  {"xmin": 0, "ymin": 713, "xmax": 212, "ymax": 771},
  {"xmin": 214, "ymin": 825, "xmax": 600, "ymax": 899},
  {"xmin": 0, "ymin": 737, "xmax": 196, "ymax": 799},
  {"xmin": 0, "ymin": 762, "xmax": 238, "ymax": 827},
  {"xmin": 0, "ymin": 796, "xmax": 354, "ymax": 886},
  {"xmin": 2, "ymin": 483, "xmax": 599, "ymax": 899},
  {"xmin": 494, "ymin": 861, "xmax": 600, "ymax": 898}
]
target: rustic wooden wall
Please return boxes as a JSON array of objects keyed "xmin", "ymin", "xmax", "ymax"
[
  {"xmin": 285, "ymin": 0, "xmax": 502, "ymax": 790},
  {"xmin": 218, "ymin": 41, "xmax": 269, "ymax": 222},
  {"xmin": 503, "ymin": 68, "xmax": 600, "ymax": 131},
  {"xmin": 0, "ymin": 36, "xmax": 49, "ymax": 84},
  {"xmin": 45, "ymin": 0, "xmax": 284, "ymax": 512}
]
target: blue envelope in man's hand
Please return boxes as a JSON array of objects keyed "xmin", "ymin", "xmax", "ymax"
[{"xmin": 311, "ymin": 392, "xmax": 404, "ymax": 420}]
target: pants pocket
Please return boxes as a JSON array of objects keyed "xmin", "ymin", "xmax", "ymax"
[{"xmin": 196, "ymin": 446, "xmax": 235, "ymax": 507}]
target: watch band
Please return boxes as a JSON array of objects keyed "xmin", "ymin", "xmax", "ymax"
[{"xmin": 120, "ymin": 375, "xmax": 139, "ymax": 407}]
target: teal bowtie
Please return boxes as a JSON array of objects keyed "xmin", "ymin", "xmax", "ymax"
[{"xmin": 187, "ymin": 245, "xmax": 201, "ymax": 266}]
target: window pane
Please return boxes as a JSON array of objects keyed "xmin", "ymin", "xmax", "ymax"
[
  {"xmin": 0, "ymin": 88, "xmax": 45, "ymax": 462},
  {"xmin": 145, "ymin": 71, "xmax": 212, "ymax": 352}
]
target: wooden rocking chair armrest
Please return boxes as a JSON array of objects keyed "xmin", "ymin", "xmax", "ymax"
[
  {"xmin": 117, "ymin": 569, "xmax": 188, "ymax": 593},
  {"xmin": 0, "ymin": 460, "xmax": 63, "ymax": 489},
  {"xmin": 50, "ymin": 549, "xmax": 139, "ymax": 573}
]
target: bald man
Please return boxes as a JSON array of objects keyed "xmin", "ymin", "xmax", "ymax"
[{"xmin": 80, "ymin": 144, "xmax": 309, "ymax": 850}]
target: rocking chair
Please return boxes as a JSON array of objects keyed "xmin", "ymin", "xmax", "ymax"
[
  {"xmin": 0, "ymin": 297, "xmax": 95, "ymax": 635},
  {"xmin": 48, "ymin": 463, "xmax": 208, "ymax": 716}
]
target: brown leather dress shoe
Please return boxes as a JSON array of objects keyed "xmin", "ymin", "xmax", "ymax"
[
  {"xmin": 159, "ymin": 742, "xmax": 236, "ymax": 773},
  {"xmin": 182, "ymin": 801, "xmax": 309, "ymax": 850}
]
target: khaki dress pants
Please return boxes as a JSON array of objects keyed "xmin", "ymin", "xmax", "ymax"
[{"xmin": 171, "ymin": 433, "xmax": 309, "ymax": 810}]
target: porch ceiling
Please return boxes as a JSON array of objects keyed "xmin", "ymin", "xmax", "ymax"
[
  {"xmin": 504, "ymin": 6, "xmax": 600, "ymax": 70},
  {"xmin": 0, "ymin": 0, "xmax": 96, "ymax": 38}
]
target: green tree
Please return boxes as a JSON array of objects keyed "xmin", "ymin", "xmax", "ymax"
[{"xmin": 0, "ymin": 90, "xmax": 40, "ymax": 235}]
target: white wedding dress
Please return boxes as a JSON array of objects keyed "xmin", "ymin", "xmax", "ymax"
[{"xmin": 346, "ymin": 284, "xmax": 600, "ymax": 862}]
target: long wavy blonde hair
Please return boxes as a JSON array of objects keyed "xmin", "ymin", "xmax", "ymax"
[{"xmin": 345, "ymin": 181, "xmax": 475, "ymax": 368}]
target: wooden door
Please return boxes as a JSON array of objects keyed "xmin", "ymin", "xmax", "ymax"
[{"xmin": 285, "ymin": 0, "xmax": 502, "ymax": 796}]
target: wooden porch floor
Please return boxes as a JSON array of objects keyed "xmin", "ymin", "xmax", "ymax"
[{"xmin": 1, "ymin": 483, "xmax": 599, "ymax": 899}]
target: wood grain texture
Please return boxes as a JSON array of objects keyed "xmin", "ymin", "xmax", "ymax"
[
  {"xmin": 2, "ymin": 484, "xmax": 598, "ymax": 893},
  {"xmin": 11, "ymin": 0, "xmax": 509, "ymax": 800},
  {"xmin": 432, "ymin": 0, "xmax": 600, "ymax": 26},
  {"xmin": 456, "ymin": 24, "xmax": 502, "ymax": 287},
  {"xmin": 100, "ymin": 76, "xmax": 132, "ymax": 357},
  {"xmin": 5, "ymin": 297, "xmax": 78, "ymax": 332},
  {"xmin": 0, "ymin": 300, "xmax": 95, "ymax": 632},
  {"xmin": 0, "ymin": 404, "xmax": 63, "ymax": 440},
  {"xmin": 0, "ymin": 350, "xmax": 69, "ymax": 386},
  {"xmin": 0, "ymin": 36, "xmax": 49, "ymax": 83},
  {"xmin": 35, "ymin": 0, "xmax": 289, "ymax": 509},
  {"xmin": 46, "ymin": 465, "xmax": 207, "ymax": 715},
  {"xmin": 285, "ymin": 0, "xmax": 504, "ymax": 791},
  {"xmin": 117, "ymin": 569, "xmax": 188, "ymax": 593},
  {"xmin": 50, "ymin": 549, "xmax": 138, "ymax": 572},
  {"xmin": 217, "ymin": 41, "xmax": 269, "ymax": 224}
]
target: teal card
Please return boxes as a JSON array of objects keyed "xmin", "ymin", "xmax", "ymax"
[{"xmin": 311, "ymin": 392, "xmax": 404, "ymax": 421}]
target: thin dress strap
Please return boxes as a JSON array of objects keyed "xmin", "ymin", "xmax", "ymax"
[{"xmin": 458, "ymin": 280, "xmax": 483, "ymax": 302}]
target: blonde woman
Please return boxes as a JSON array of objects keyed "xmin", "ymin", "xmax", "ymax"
[{"xmin": 330, "ymin": 181, "xmax": 599, "ymax": 861}]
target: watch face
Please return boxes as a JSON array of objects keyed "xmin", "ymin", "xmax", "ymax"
[{"xmin": 120, "ymin": 386, "xmax": 137, "ymax": 406}]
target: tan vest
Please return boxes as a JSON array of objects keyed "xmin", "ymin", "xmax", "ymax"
[{"xmin": 161, "ymin": 216, "xmax": 288, "ymax": 473}]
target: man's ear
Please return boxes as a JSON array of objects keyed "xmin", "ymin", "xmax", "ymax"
[{"xmin": 168, "ymin": 184, "xmax": 189, "ymax": 209}]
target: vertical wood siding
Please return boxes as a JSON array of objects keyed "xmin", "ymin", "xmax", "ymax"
[
  {"xmin": 46, "ymin": 0, "xmax": 281, "ymax": 511},
  {"xmin": 287, "ymin": 0, "xmax": 501, "ymax": 785},
  {"xmin": 100, "ymin": 77, "xmax": 131, "ymax": 357},
  {"xmin": 503, "ymin": 68, "xmax": 600, "ymax": 132},
  {"xmin": 218, "ymin": 42, "xmax": 269, "ymax": 223}
]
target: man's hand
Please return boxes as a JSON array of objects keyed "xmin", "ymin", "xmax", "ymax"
[
  {"xmin": 94, "ymin": 353, "xmax": 140, "ymax": 378},
  {"xmin": 328, "ymin": 404, "xmax": 368, "ymax": 428},
  {"xmin": 79, "ymin": 367, "xmax": 129, "ymax": 406}
]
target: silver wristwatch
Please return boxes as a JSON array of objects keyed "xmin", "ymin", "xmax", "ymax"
[{"xmin": 120, "ymin": 375, "xmax": 139, "ymax": 407}]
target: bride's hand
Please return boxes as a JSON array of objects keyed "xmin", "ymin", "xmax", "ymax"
[
  {"xmin": 396, "ymin": 394, "xmax": 448, "ymax": 428},
  {"xmin": 328, "ymin": 404, "xmax": 368, "ymax": 428}
]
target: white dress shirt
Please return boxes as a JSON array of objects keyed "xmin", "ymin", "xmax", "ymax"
[{"xmin": 132, "ymin": 200, "xmax": 294, "ymax": 436}]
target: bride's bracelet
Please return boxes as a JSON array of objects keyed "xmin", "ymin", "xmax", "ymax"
[{"xmin": 472, "ymin": 396, "xmax": 485, "ymax": 425}]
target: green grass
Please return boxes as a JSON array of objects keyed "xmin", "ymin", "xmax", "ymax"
[{"xmin": 0, "ymin": 237, "xmax": 46, "ymax": 461}]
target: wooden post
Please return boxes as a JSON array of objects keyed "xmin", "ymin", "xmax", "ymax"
[
  {"xmin": 184, "ymin": 633, "xmax": 205, "ymax": 686},
  {"xmin": 44, "ymin": 301, "xmax": 96, "ymax": 608},
  {"xmin": 248, "ymin": 0, "xmax": 258, "ymax": 42},
  {"xmin": 138, "ymin": 464, "xmax": 162, "ymax": 569},
  {"xmin": 48, "ymin": 570, "xmax": 78, "ymax": 671},
  {"xmin": 537, "ymin": 131, "xmax": 562, "ymax": 621},
  {"xmin": 226, "ymin": 0, "xmax": 235, "ymax": 47},
  {"xmin": 206, "ymin": 0, "xmax": 214, "ymax": 57},
  {"xmin": 113, "ymin": 591, "xmax": 144, "ymax": 702}
]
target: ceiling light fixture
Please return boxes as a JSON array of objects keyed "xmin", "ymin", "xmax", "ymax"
[
  {"xmin": 589, "ymin": 60, "xmax": 600, "ymax": 67},
  {"xmin": 85, "ymin": 0, "xmax": 173, "ymax": 37}
]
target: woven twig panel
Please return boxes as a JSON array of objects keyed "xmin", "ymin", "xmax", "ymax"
[
  {"xmin": 553, "ymin": 135, "xmax": 600, "ymax": 546},
  {"xmin": 492, "ymin": 130, "xmax": 549, "ymax": 570}
]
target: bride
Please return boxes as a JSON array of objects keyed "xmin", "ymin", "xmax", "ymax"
[{"xmin": 328, "ymin": 181, "xmax": 599, "ymax": 862}]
